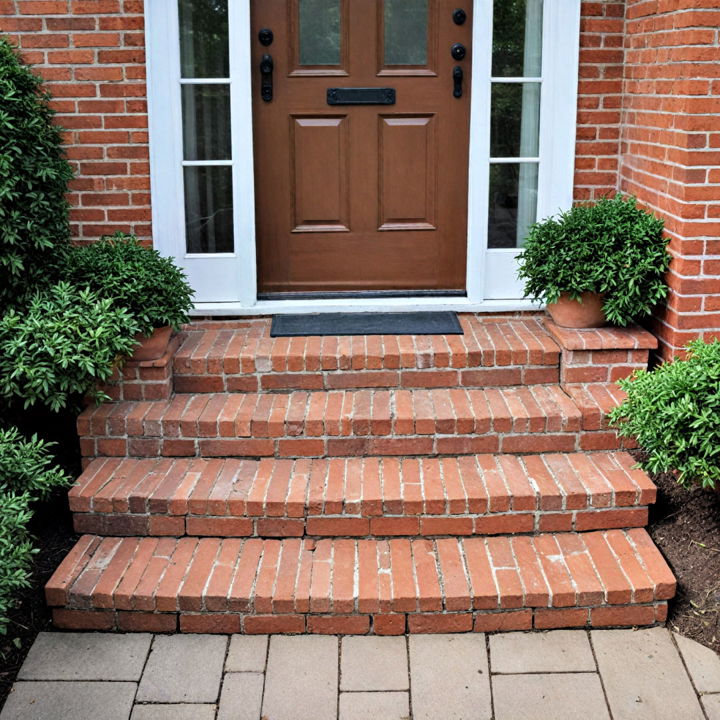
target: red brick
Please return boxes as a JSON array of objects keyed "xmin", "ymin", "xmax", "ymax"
[
  {"xmin": 473, "ymin": 610, "xmax": 533, "ymax": 632},
  {"xmin": 373, "ymin": 614, "xmax": 407, "ymax": 635},
  {"xmin": 180, "ymin": 613, "xmax": 242, "ymax": 633},
  {"xmin": 590, "ymin": 604, "xmax": 657, "ymax": 628},
  {"xmin": 244, "ymin": 615, "xmax": 306, "ymax": 634},
  {"xmin": 53, "ymin": 609, "xmax": 115, "ymax": 630},
  {"xmin": 118, "ymin": 611, "xmax": 177, "ymax": 632},
  {"xmin": 408, "ymin": 613, "xmax": 473, "ymax": 633},
  {"xmin": 534, "ymin": 608, "xmax": 589, "ymax": 629},
  {"xmin": 307, "ymin": 615, "xmax": 370, "ymax": 634}
]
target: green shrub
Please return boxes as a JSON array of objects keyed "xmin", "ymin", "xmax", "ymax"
[
  {"xmin": 0, "ymin": 427, "xmax": 71, "ymax": 634},
  {"xmin": 67, "ymin": 233, "xmax": 195, "ymax": 336},
  {"xmin": 517, "ymin": 195, "xmax": 670, "ymax": 326},
  {"xmin": 0, "ymin": 281, "xmax": 140, "ymax": 411},
  {"xmin": 0, "ymin": 38, "xmax": 73, "ymax": 308},
  {"xmin": 609, "ymin": 339, "xmax": 720, "ymax": 489}
]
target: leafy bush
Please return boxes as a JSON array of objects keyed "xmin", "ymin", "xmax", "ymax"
[
  {"xmin": 517, "ymin": 195, "xmax": 670, "ymax": 326},
  {"xmin": 0, "ymin": 428, "xmax": 71, "ymax": 634},
  {"xmin": 0, "ymin": 281, "xmax": 140, "ymax": 411},
  {"xmin": 67, "ymin": 233, "xmax": 195, "ymax": 336},
  {"xmin": 609, "ymin": 339, "xmax": 720, "ymax": 489},
  {"xmin": 0, "ymin": 38, "xmax": 73, "ymax": 308}
]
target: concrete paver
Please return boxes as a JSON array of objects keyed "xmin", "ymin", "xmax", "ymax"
[
  {"xmin": 130, "ymin": 705, "xmax": 216, "ymax": 720},
  {"xmin": 492, "ymin": 673, "xmax": 610, "ymax": 720},
  {"xmin": 18, "ymin": 632, "xmax": 151, "ymax": 681},
  {"xmin": 675, "ymin": 632, "xmax": 720, "ymax": 693},
  {"xmin": 136, "ymin": 635, "xmax": 227, "ymax": 704},
  {"xmin": 341, "ymin": 636, "xmax": 409, "ymax": 691},
  {"xmin": 224, "ymin": 635, "xmax": 268, "ymax": 673},
  {"xmin": 490, "ymin": 630, "xmax": 596, "ymax": 673},
  {"xmin": 0, "ymin": 681, "xmax": 136, "ymax": 720},
  {"xmin": 592, "ymin": 627, "xmax": 705, "ymax": 720},
  {"xmin": 262, "ymin": 635, "xmax": 338, "ymax": 720},
  {"xmin": 217, "ymin": 673, "xmax": 265, "ymax": 720},
  {"xmin": 409, "ymin": 634, "xmax": 491, "ymax": 720},
  {"xmin": 339, "ymin": 691, "xmax": 410, "ymax": 720},
  {"xmin": 4, "ymin": 629, "xmax": 720, "ymax": 720},
  {"xmin": 702, "ymin": 694, "xmax": 720, "ymax": 720}
]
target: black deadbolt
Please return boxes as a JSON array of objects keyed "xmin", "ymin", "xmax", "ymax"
[
  {"xmin": 451, "ymin": 42, "xmax": 466, "ymax": 60},
  {"xmin": 453, "ymin": 8, "xmax": 467, "ymax": 25},
  {"xmin": 258, "ymin": 28, "xmax": 274, "ymax": 46}
]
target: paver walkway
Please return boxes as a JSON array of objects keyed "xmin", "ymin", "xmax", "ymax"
[{"xmin": 2, "ymin": 628, "xmax": 719, "ymax": 719}]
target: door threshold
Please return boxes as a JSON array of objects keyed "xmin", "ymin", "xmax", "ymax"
[
  {"xmin": 191, "ymin": 297, "xmax": 542, "ymax": 317},
  {"xmin": 257, "ymin": 290, "xmax": 467, "ymax": 301}
]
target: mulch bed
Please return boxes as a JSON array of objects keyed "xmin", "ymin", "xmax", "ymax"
[
  {"xmin": 644, "ymin": 457, "xmax": 720, "ymax": 654},
  {"xmin": 0, "ymin": 498, "xmax": 77, "ymax": 709}
]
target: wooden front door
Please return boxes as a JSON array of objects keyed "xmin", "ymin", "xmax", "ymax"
[{"xmin": 252, "ymin": 0, "xmax": 472, "ymax": 295}]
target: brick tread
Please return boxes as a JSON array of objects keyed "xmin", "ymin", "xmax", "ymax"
[
  {"xmin": 78, "ymin": 385, "xmax": 628, "ymax": 459},
  {"xmin": 46, "ymin": 529, "xmax": 675, "ymax": 633},
  {"xmin": 172, "ymin": 316, "xmax": 561, "ymax": 392},
  {"xmin": 70, "ymin": 453, "xmax": 655, "ymax": 537}
]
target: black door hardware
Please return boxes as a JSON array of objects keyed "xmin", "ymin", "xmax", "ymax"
[
  {"xmin": 453, "ymin": 66, "xmax": 463, "ymax": 98},
  {"xmin": 258, "ymin": 28, "xmax": 274, "ymax": 46},
  {"xmin": 452, "ymin": 8, "xmax": 467, "ymax": 25},
  {"xmin": 327, "ymin": 87, "xmax": 396, "ymax": 105},
  {"xmin": 451, "ymin": 42, "xmax": 466, "ymax": 61},
  {"xmin": 260, "ymin": 54, "xmax": 273, "ymax": 102}
]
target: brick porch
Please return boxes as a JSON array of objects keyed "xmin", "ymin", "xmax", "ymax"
[{"xmin": 46, "ymin": 314, "xmax": 676, "ymax": 633}]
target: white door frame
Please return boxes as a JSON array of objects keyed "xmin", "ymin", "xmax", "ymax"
[{"xmin": 145, "ymin": 0, "xmax": 581, "ymax": 315}]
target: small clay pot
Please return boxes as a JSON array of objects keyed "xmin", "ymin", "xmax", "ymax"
[
  {"xmin": 546, "ymin": 292, "xmax": 607, "ymax": 329},
  {"xmin": 131, "ymin": 325, "xmax": 172, "ymax": 361}
]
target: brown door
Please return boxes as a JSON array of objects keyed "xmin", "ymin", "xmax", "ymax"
[{"xmin": 252, "ymin": 0, "xmax": 472, "ymax": 295}]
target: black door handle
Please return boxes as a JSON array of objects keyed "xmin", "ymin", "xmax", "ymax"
[
  {"xmin": 453, "ymin": 65, "xmax": 463, "ymax": 98},
  {"xmin": 260, "ymin": 53, "xmax": 273, "ymax": 102}
]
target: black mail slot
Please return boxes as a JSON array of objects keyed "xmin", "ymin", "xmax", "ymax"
[{"xmin": 327, "ymin": 87, "xmax": 396, "ymax": 105}]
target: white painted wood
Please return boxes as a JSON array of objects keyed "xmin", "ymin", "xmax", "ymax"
[
  {"xmin": 482, "ymin": 0, "xmax": 581, "ymax": 300},
  {"xmin": 146, "ymin": 0, "xmax": 581, "ymax": 312}
]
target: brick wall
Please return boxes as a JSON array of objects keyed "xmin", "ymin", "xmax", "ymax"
[
  {"xmin": 619, "ymin": 0, "xmax": 720, "ymax": 359},
  {"xmin": 574, "ymin": 0, "xmax": 626, "ymax": 201},
  {"xmin": 0, "ymin": 0, "xmax": 151, "ymax": 243}
]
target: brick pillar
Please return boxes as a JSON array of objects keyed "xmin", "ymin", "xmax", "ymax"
[{"xmin": 619, "ymin": 1, "xmax": 720, "ymax": 359}]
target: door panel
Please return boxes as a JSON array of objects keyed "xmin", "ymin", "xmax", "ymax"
[
  {"xmin": 379, "ymin": 115, "xmax": 436, "ymax": 230},
  {"xmin": 291, "ymin": 116, "xmax": 349, "ymax": 231},
  {"xmin": 252, "ymin": 0, "xmax": 471, "ymax": 293}
]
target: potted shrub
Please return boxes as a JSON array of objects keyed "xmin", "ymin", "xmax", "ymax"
[
  {"xmin": 517, "ymin": 195, "xmax": 670, "ymax": 328},
  {"xmin": 67, "ymin": 234, "xmax": 195, "ymax": 360}
]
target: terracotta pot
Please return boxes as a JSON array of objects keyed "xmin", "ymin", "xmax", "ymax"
[
  {"xmin": 131, "ymin": 325, "xmax": 172, "ymax": 361},
  {"xmin": 546, "ymin": 292, "xmax": 607, "ymax": 329}
]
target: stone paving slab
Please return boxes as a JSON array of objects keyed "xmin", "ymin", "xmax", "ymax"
[
  {"xmin": 18, "ymin": 632, "xmax": 151, "ymax": 681},
  {"xmin": 3, "ymin": 629, "xmax": 720, "ymax": 720},
  {"xmin": 131, "ymin": 705, "xmax": 216, "ymax": 720},
  {"xmin": 341, "ymin": 636, "xmax": 409, "ymax": 691},
  {"xmin": 339, "ymin": 691, "xmax": 410, "ymax": 720},
  {"xmin": 592, "ymin": 627, "xmax": 705, "ymax": 720},
  {"xmin": 492, "ymin": 673, "xmax": 610, "ymax": 720},
  {"xmin": 490, "ymin": 630, "xmax": 595, "ymax": 673},
  {"xmin": 1, "ymin": 681, "xmax": 136, "ymax": 720},
  {"xmin": 136, "ymin": 635, "xmax": 226, "ymax": 704}
]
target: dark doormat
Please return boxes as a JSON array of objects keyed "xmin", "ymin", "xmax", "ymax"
[{"xmin": 270, "ymin": 312, "xmax": 463, "ymax": 337}]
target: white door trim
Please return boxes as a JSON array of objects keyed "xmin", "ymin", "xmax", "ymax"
[{"xmin": 146, "ymin": 0, "xmax": 581, "ymax": 315}]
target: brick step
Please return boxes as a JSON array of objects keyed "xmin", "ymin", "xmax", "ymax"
[
  {"xmin": 46, "ymin": 529, "xmax": 676, "ymax": 634},
  {"xmin": 70, "ymin": 453, "xmax": 655, "ymax": 538},
  {"xmin": 170, "ymin": 316, "xmax": 560, "ymax": 394},
  {"xmin": 78, "ymin": 384, "xmax": 628, "ymax": 460}
]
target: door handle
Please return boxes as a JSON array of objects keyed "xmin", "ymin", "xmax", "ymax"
[
  {"xmin": 260, "ymin": 53, "xmax": 273, "ymax": 102},
  {"xmin": 453, "ymin": 65, "xmax": 463, "ymax": 98}
]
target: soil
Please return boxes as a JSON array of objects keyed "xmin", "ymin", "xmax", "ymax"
[{"xmin": 643, "ymin": 454, "xmax": 720, "ymax": 654}]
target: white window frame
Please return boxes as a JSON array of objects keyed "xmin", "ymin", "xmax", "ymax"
[{"xmin": 145, "ymin": 0, "xmax": 581, "ymax": 315}]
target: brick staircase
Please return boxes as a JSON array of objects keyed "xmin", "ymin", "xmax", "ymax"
[{"xmin": 46, "ymin": 314, "xmax": 675, "ymax": 635}]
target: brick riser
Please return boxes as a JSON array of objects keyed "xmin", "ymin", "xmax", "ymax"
[
  {"xmin": 78, "ymin": 384, "xmax": 631, "ymax": 461},
  {"xmin": 70, "ymin": 453, "xmax": 654, "ymax": 539},
  {"xmin": 47, "ymin": 530, "xmax": 675, "ymax": 635},
  {"xmin": 168, "ymin": 317, "xmax": 561, "ymax": 395}
]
